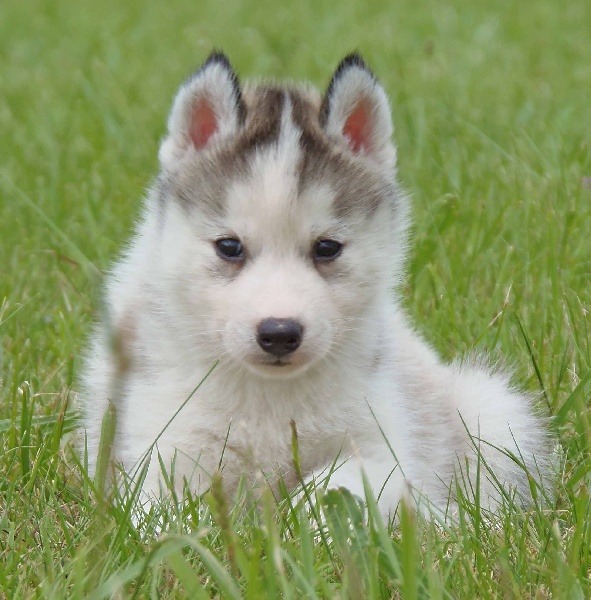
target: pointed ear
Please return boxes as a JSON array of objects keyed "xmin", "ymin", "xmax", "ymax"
[
  {"xmin": 320, "ymin": 54, "xmax": 396, "ymax": 167},
  {"xmin": 158, "ymin": 52, "xmax": 246, "ymax": 170}
]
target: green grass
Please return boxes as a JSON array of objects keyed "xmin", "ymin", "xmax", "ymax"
[{"xmin": 1, "ymin": 0, "xmax": 591, "ymax": 596}]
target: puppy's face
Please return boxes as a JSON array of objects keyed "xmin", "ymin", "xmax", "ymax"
[{"xmin": 155, "ymin": 54, "xmax": 406, "ymax": 377}]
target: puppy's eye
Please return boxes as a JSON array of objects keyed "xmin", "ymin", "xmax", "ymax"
[
  {"xmin": 215, "ymin": 238, "xmax": 244, "ymax": 260},
  {"xmin": 313, "ymin": 239, "xmax": 343, "ymax": 261}
]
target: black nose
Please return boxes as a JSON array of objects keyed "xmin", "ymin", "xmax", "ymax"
[{"xmin": 257, "ymin": 318, "xmax": 303, "ymax": 358}]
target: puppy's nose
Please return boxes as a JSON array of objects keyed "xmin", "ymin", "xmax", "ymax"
[{"xmin": 257, "ymin": 318, "xmax": 303, "ymax": 358}]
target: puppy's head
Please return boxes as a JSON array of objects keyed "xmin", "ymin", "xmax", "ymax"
[{"xmin": 154, "ymin": 52, "xmax": 408, "ymax": 377}]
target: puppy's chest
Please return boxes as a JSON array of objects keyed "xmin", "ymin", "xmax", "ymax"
[{"xmin": 198, "ymin": 403, "xmax": 345, "ymax": 478}]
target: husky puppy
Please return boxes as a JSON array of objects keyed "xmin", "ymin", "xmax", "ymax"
[{"xmin": 81, "ymin": 52, "xmax": 550, "ymax": 515}]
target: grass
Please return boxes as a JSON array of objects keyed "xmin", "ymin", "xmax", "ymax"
[{"xmin": 1, "ymin": 0, "xmax": 590, "ymax": 596}]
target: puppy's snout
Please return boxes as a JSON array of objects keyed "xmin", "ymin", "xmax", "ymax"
[{"xmin": 257, "ymin": 318, "xmax": 303, "ymax": 357}]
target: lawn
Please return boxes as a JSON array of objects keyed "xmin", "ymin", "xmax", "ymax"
[{"xmin": 1, "ymin": 0, "xmax": 590, "ymax": 597}]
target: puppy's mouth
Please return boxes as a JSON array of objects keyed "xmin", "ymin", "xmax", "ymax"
[
  {"xmin": 271, "ymin": 359, "xmax": 291, "ymax": 367},
  {"xmin": 244, "ymin": 353, "xmax": 313, "ymax": 378},
  {"xmin": 257, "ymin": 356, "xmax": 292, "ymax": 367}
]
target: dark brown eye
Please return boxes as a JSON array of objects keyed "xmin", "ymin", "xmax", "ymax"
[
  {"xmin": 215, "ymin": 238, "xmax": 244, "ymax": 260},
  {"xmin": 313, "ymin": 239, "xmax": 343, "ymax": 261}
]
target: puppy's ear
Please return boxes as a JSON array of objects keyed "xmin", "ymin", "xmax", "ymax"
[
  {"xmin": 320, "ymin": 54, "xmax": 395, "ymax": 167},
  {"xmin": 158, "ymin": 52, "xmax": 246, "ymax": 170}
]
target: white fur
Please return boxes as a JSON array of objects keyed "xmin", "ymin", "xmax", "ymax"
[{"xmin": 81, "ymin": 57, "xmax": 551, "ymax": 518}]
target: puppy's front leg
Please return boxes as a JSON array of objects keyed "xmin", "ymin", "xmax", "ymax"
[{"xmin": 304, "ymin": 450, "xmax": 409, "ymax": 519}]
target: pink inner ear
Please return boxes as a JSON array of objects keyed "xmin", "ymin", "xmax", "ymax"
[
  {"xmin": 343, "ymin": 99, "xmax": 373, "ymax": 153},
  {"xmin": 189, "ymin": 99, "xmax": 218, "ymax": 150}
]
